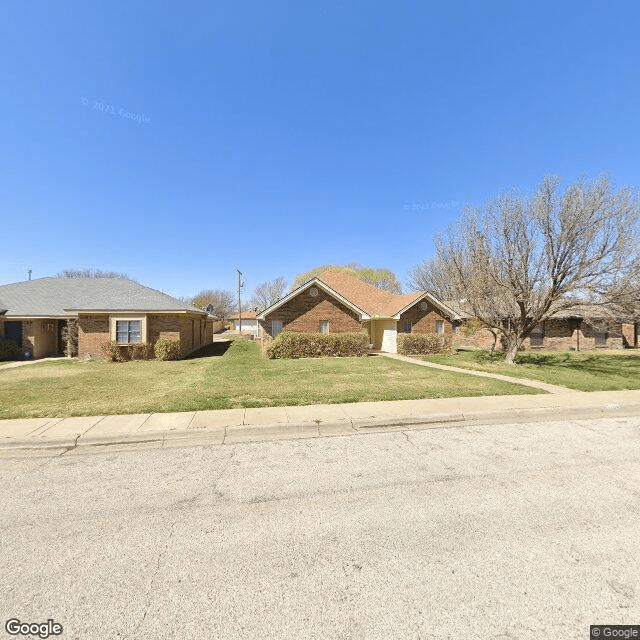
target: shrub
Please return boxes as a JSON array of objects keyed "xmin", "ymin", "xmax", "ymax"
[
  {"xmin": 154, "ymin": 337, "xmax": 182, "ymax": 361},
  {"xmin": 397, "ymin": 333, "xmax": 453, "ymax": 355},
  {"xmin": 100, "ymin": 341, "xmax": 154, "ymax": 362},
  {"xmin": 100, "ymin": 341, "xmax": 126, "ymax": 362},
  {"xmin": 0, "ymin": 338, "xmax": 21, "ymax": 361},
  {"xmin": 266, "ymin": 332, "xmax": 369, "ymax": 359}
]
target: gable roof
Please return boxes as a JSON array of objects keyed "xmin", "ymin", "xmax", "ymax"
[
  {"xmin": 257, "ymin": 276, "xmax": 371, "ymax": 320},
  {"xmin": 229, "ymin": 311, "xmax": 258, "ymax": 320},
  {"xmin": 317, "ymin": 270, "xmax": 459, "ymax": 319},
  {"xmin": 0, "ymin": 278, "xmax": 206, "ymax": 317},
  {"xmin": 257, "ymin": 269, "xmax": 459, "ymax": 321}
]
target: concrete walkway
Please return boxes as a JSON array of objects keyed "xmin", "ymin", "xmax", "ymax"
[
  {"xmin": 378, "ymin": 352, "xmax": 575, "ymax": 394},
  {"xmin": 0, "ymin": 357, "xmax": 69, "ymax": 370},
  {"xmin": 2, "ymin": 389, "xmax": 639, "ymax": 455}
]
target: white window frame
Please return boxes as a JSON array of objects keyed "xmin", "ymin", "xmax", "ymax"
[
  {"xmin": 271, "ymin": 320, "xmax": 283, "ymax": 337},
  {"xmin": 403, "ymin": 319, "xmax": 412, "ymax": 333},
  {"xmin": 530, "ymin": 328, "xmax": 544, "ymax": 347},
  {"xmin": 595, "ymin": 330, "xmax": 607, "ymax": 347},
  {"xmin": 319, "ymin": 320, "xmax": 330, "ymax": 334},
  {"xmin": 110, "ymin": 315, "xmax": 147, "ymax": 345},
  {"xmin": 435, "ymin": 320, "xmax": 444, "ymax": 335}
]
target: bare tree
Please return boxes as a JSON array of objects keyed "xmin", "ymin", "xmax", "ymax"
[
  {"xmin": 410, "ymin": 175, "xmax": 640, "ymax": 363},
  {"xmin": 191, "ymin": 289, "xmax": 235, "ymax": 321},
  {"xmin": 57, "ymin": 268, "xmax": 135, "ymax": 280},
  {"xmin": 248, "ymin": 277, "xmax": 287, "ymax": 312},
  {"xmin": 292, "ymin": 263, "xmax": 402, "ymax": 293}
]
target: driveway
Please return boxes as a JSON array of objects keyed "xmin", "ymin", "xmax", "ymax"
[{"xmin": 1, "ymin": 416, "xmax": 638, "ymax": 639}]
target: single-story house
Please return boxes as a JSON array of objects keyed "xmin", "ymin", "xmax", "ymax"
[
  {"xmin": 0, "ymin": 277, "xmax": 222, "ymax": 360},
  {"xmin": 257, "ymin": 270, "xmax": 460, "ymax": 353},
  {"xmin": 229, "ymin": 311, "xmax": 261, "ymax": 337},
  {"xmin": 445, "ymin": 301, "xmax": 639, "ymax": 351},
  {"xmin": 256, "ymin": 270, "xmax": 639, "ymax": 353}
]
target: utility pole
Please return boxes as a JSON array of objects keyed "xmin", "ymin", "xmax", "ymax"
[{"xmin": 237, "ymin": 269, "xmax": 243, "ymax": 333}]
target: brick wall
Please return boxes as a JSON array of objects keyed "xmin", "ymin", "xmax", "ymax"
[
  {"xmin": 148, "ymin": 313, "xmax": 209, "ymax": 356},
  {"xmin": 398, "ymin": 302, "xmax": 451, "ymax": 337},
  {"xmin": 453, "ymin": 326, "xmax": 497, "ymax": 349},
  {"xmin": 452, "ymin": 318, "xmax": 627, "ymax": 351},
  {"xmin": 147, "ymin": 315, "xmax": 182, "ymax": 345},
  {"xmin": 78, "ymin": 315, "xmax": 110, "ymax": 360},
  {"xmin": 260, "ymin": 288, "xmax": 362, "ymax": 338}
]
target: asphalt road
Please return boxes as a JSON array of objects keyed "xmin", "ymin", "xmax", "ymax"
[{"xmin": 1, "ymin": 417, "xmax": 639, "ymax": 640}]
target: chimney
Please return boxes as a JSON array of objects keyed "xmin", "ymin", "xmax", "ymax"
[{"xmin": 28, "ymin": 269, "xmax": 32, "ymax": 281}]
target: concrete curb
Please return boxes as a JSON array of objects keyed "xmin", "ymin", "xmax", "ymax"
[{"xmin": 2, "ymin": 400, "xmax": 639, "ymax": 455}]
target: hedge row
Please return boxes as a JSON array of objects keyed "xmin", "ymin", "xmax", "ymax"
[
  {"xmin": 98, "ymin": 338, "xmax": 182, "ymax": 362},
  {"xmin": 99, "ymin": 341, "xmax": 154, "ymax": 362},
  {"xmin": 266, "ymin": 331, "xmax": 369, "ymax": 359},
  {"xmin": 397, "ymin": 333, "xmax": 451, "ymax": 355}
]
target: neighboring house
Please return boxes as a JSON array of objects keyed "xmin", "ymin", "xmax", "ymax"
[
  {"xmin": 257, "ymin": 270, "xmax": 460, "ymax": 353},
  {"xmin": 445, "ymin": 301, "xmax": 639, "ymax": 351},
  {"xmin": 229, "ymin": 311, "xmax": 261, "ymax": 337},
  {"xmin": 0, "ymin": 278, "xmax": 222, "ymax": 360}
]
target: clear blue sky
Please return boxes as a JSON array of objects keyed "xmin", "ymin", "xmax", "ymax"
[{"xmin": 1, "ymin": 1, "xmax": 639, "ymax": 298}]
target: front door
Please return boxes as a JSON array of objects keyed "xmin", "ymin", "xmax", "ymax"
[
  {"xmin": 381, "ymin": 326, "xmax": 397, "ymax": 353},
  {"xmin": 371, "ymin": 319, "xmax": 397, "ymax": 352}
]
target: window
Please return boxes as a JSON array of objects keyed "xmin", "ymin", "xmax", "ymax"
[
  {"xmin": 435, "ymin": 320, "xmax": 444, "ymax": 335},
  {"xmin": 116, "ymin": 320, "xmax": 141, "ymax": 344},
  {"xmin": 452, "ymin": 322, "xmax": 459, "ymax": 334},
  {"xmin": 595, "ymin": 330, "xmax": 607, "ymax": 347},
  {"xmin": 271, "ymin": 320, "xmax": 283, "ymax": 337},
  {"xmin": 530, "ymin": 326, "xmax": 544, "ymax": 347},
  {"xmin": 403, "ymin": 319, "xmax": 412, "ymax": 333},
  {"xmin": 319, "ymin": 320, "xmax": 330, "ymax": 334}
]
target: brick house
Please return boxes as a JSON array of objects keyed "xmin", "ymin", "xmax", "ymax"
[
  {"xmin": 446, "ymin": 301, "xmax": 639, "ymax": 351},
  {"xmin": 0, "ymin": 277, "xmax": 221, "ymax": 360},
  {"xmin": 257, "ymin": 270, "xmax": 460, "ymax": 353}
]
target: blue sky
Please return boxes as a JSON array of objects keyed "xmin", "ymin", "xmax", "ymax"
[{"xmin": 1, "ymin": 1, "xmax": 639, "ymax": 298}]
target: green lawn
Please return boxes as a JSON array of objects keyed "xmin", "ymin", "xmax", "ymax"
[
  {"xmin": 421, "ymin": 348, "xmax": 640, "ymax": 392},
  {"xmin": 0, "ymin": 339, "xmax": 540, "ymax": 419}
]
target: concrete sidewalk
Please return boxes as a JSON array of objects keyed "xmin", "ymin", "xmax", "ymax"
[
  {"xmin": 2, "ymin": 389, "xmax": 640, "ymax": 454},
  {"xmin": 0, "ymin": 357, "xmax": 68, "ymax": 370},
  {"xmin": 377, "ymin": 352, "xmax": 575, "ymax": 393}
]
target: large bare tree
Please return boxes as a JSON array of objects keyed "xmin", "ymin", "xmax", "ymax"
[
  {"xmin": 410, "ymin": 175, "xmax": 640, "ymax": 363},
  {"xmin": 247, "ymin": 277, "xmax": 287, "ymax": 312},
  {"xmin": 191, "ymin": 289, "xmax": 235, "ymax": 320}
]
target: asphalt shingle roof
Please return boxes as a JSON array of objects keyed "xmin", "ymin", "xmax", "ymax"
[
  {"xmin": 318, "ymin": 270, "xmax": 437, "ymax": 317},
  {"xmin": 0, "ymin": 278, "xmax": 204, "ymax": 317}
]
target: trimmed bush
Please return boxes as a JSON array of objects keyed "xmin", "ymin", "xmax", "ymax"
[
  {"xmin": 154, "ymin": 337, "xmax": 182, "ymax": 361},
  {"xmin": 100, "ymin": 341, "xmax": 154, "ymax": 362},
  {"xmin": 397, "ymin": 333, "xmax": 453, "ymax": 355},
  {"xmin": 0, "ymin": 338, "xmax": 21, "ymax": 361},
  {"xmin": 266, "ymin": 331, "xmax": 369, "ymax": 359}
]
